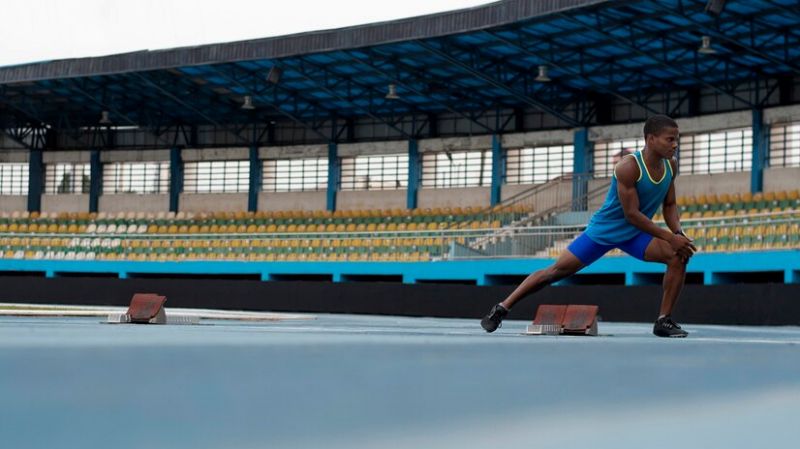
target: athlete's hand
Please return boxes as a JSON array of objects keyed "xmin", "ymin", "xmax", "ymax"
[{"xmin": 669, "ymin": 234, "xmax": 697, "ymax": 262}]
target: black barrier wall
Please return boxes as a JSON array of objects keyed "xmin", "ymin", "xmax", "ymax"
[{"xmin": 1, "ymin": 276, "xmax": 799, "ymax": 325}]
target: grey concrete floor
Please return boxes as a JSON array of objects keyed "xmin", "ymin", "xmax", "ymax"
[{"xmin": 0, "ymin": 314, "xmax": 798, "ymax": 449}]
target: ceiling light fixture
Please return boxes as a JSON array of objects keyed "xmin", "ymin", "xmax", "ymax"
[
  {"xmin": 241, "ymin": 95, "xmax": 255, "ymax": 110},
  {"xmin": 535, "ymin": 65, "xmax": 551, "ymax": 82},
  {"xmin": 385, "ymin": 84, "xmax": 400, "ymax": 100},
  {"xmin": 697, "ymin": 35, "xmax": 717, "ymax": 54}
]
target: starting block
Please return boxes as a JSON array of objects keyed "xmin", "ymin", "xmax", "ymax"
[
  {"xmin": 525, "ymin": 304, "xmax": 599, "ymax": 336},
  {"xmin": 106, "ymin": 293, "xmax": 199, "ymax": 325}
]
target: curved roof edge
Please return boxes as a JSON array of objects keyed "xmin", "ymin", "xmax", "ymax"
[{"xmin": 0, "ymin": 0, "xmax": 607, "ymax": 84}]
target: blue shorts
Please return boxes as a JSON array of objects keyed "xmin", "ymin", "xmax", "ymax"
[{"xmin": 566, "ymin": 232, "xmax": 654, "ymax": 265}]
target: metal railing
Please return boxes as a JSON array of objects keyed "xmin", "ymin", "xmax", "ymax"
[{"xmin": 0, "ymin": 209, "xmax": 795, "ymax": 263}]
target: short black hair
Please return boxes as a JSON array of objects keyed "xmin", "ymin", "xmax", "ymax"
[{"xmin": 643, "ymin": 115, "xmax": 678, "ymax": 138}]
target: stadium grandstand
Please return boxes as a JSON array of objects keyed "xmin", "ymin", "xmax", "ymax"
[{"xmin": 0, "ymin": 0, "xmax": 798, "ymax": 323}]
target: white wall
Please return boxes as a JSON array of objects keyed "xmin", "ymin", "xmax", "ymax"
[
  {"xmin": 503, "ymin": 180, "xmax": 577, "ymax": 213},
  {"xmin": 99, "ymin": 194, "xmax": 169, "ymax": 213},
  {"xmin": 0, "ymin": 150, "xmax": 28, "ymax": 163},
  {"xmin": 417, "ymin": 187, "xmax": 490, "ymax": 209},
  {"xmin": 182, "ymin": 147, "xmax": 249, "ymax": 161},
  {"xmin": 179, "ymin": 193, "xmax": 248, "ymax": 212},
  {"xmin": 336, "ymin": 190, "xmax": 407, "ymax": 211},
  {"xmin": 764, "ymin": 167, "xmax": 800, "ymax": 192},
  {"xmin": 100, "ymin": 149, "xmax": 170, "ymax": 163},
  {"xmin": 0, "ymin": 196, "xmax": 28, "ymax": 212},
  {"xmin": 259, "ymin": 191, "xmax": 327, "ymax": 211},
  {"xmin": 588, "ymin": 179, "xmax": 611, "ymax": 210},
  {"xmin": 41, "ymin": 194, "xmax": 88, "ymax": 212},
  {"xmin": 677, "ymin": 171, "xmax": 751, "ymax": 197}
]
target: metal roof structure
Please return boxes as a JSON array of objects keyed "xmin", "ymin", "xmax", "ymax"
[{"xmin": 0, "ymin": 0, "xmax": 798, "ymax": 150}]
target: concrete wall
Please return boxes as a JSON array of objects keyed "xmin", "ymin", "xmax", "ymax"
[
  {"xmin": 764, "ymin": 167, "xmax": 800, "ymax": 192},
  {"xmin": 182, "ymin": 148, "xmax": 249, "ymax": 162},
  {"xmin": 179, "ymin": 193, "xmax": 248, "ymax": 212},
  {"xmin": 678, "ymin": 171, "xmax": 751, "ymax": 197},
  {"xmin": 0, "ymin": 196, "xmax": 28, "ymax": 212},
  {"xmin": 258, "ymin": 191, "xmax": 327, "ymax": 211},
  {"xmin": 41, "ymin": 194, "xmax": 88, "ymax": 213},
  {"xmin": 337, "ymin": 190, "xmax": 407, "ymax": 211},
  {"xmin": 98, "ymin": 194, "xmax": 169, "ymax": 213},
  {"xmin": 503, "ymin": 180, "xmax": 576, "ymax": 213},
  {"xmin": 0, "ymin": 150, "xmax": 28, "ymax": 163},
  {"xmin": 588, "ymin": 179, "xmax": 611, "ymax": 210},
  {"xmin": 100, "ymin": 149, "xmax": 170, "ymax": 163},
  {"xmin": 43, "ymin": 151, "xmax": 91, "ymax": 163},
  {"xmin": 417, "ymin": 187, "xmax": 490, "ymax": 209}
]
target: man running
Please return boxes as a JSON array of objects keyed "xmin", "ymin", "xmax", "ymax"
[{"xmin": 481, "ymin": 115, "xmax": 696, "ymax": 337}]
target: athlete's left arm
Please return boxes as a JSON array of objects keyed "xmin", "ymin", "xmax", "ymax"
[{"xmin": 662, "ymin": 157, "xmax": 683, "ymax": 235}]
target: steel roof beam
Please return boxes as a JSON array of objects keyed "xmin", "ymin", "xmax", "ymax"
[
  {"xmin": 287, "ymin": 57, "xmax": 414, "ymax": 139},
  {"xmin": 479, "ymin": 30, "xmax": 660, "ymax": 116},
  {"xmin": 356, "ymin": 47, "xmax": 505, "ymax": 108},
  {"xmin": 339, "ymin": 49, "xmax": 495, "ymax": 134},
  {"xmin": 204, "ymin": 65, "xmax": 331, "ymax": 143},
  {"xmin": 413, "ymin": 40, "xmax": 580, "ymax": 127},
  {"xmin": 654, "ymin": 4, "xmax": 800, "ymax": 75},
  {"xmin": 131, "ymin": 72, "xmax": 251, "ymax": 146},
  {"xmin": 558, "ymin": 12, "xmax": 754, "ymax": 108},
  {"xmin": 62, "ymin": 78, "xmax": 176, "ymax": 147}
]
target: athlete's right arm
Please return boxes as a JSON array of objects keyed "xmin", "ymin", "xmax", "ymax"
[{"xmin": 615, "ymin": 158, "xmax": 695, "ymax": 259}]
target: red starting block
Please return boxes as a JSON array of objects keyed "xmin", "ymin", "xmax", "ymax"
[
  {"xmin": 126, "ymin": 293, "xmax": 167, "ymax": 324},
  {"xmin": 525, "ymin": 304, "xmax": 599, "ymax": 336}
]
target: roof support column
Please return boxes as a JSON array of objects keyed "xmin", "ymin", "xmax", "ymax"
[
  {"xmin": 407, "ymin": 139, "xmax": 419, "ymax": 210},
  {"xmin": 572, "ymin": 128, "xmax": 591, "ymax": 211},
  {"xmin": 169, "ymin": 147, "xmax": 183, "ymax": 213},
  {"xmin": 751, "ymin": 109, "xmax": 767, "ymax": 194},
  {"xmin": 248, "ymin": 145, "xmax": 261, "ymax": 212},
  {"xmin": 490, "ymin": 134, "xmax": 503, "ymax": 206},
  {"xmin": 27, "ymin": 148, "xmax": 43, "ymax": 213},
  {"xmin": 89, "ymin": 149, "xmax": 102, "ymax": 213},
  {"xmin": 327, "ymin": 143, "xmax": 338, "ymax": 212}
]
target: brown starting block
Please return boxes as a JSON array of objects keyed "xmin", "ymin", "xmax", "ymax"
[
  {"xmin": 525, "ymin": 304, "xmax": 599, "ymax": 336},
  {"xmin": 127, "ymin": 293, "xmax": 167, "ymax": 324},
  {"xmin": 105, "ymin": 293, "xmax": 199, "ymax": 325}
]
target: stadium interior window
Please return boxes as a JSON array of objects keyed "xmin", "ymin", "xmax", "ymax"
[
  {"xmin": 102, "ymin": 161, "xmax": 170, "ymax": 194},
  {"xmin": 769, "ymin": 122, "xmax": 800, "ymax": 168},
  {"xmin": 679, "ymin": 128, "xmax": 752, "ymax": 174},
  {"xmin": 506, "ymin": 145, "xmax": 574, "ymax": 185},
  {"xmin": 0, "ymin": 163, "xmax": 29, "ymax": 195},
  {"xmin": 263, "ymin": 157, "xmax": 328, "ymax": 192},
  {"xmin": 44, "ymin": 163, "xmax": 90, "ymax": 194},
  {"xmin": 420, "ymin": 150, "xmax": 491, "ymax": 188},
  {"xmin": 340, "ymin": 154, "xmax": 408, "ymax": 191},
  {"xmin": 183, "ymin": 160, "xmax": 250, "ymax": 193},
  {"xmin": 593, "ymin": 138, "xmax": 645, "ymax": 178}
]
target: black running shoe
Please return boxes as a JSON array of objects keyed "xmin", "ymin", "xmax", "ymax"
[
  {"xmin": 653, "ymin": 315, "xmax": 689, "ymax": 338},
  {"xmin": 481, "ymin": 304, "xmax": 508, "ymax": 333}
]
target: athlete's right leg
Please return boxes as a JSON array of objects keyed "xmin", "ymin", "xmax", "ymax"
[
  {"xmin": 481, "ymin": 233, "xmax": 607, "ymax": 333},
  {"xmin": 480, "ymin": 249, "xmax": 584, "ymax": 332},
  {"xmin": 499, "ymin": 249, "xmax": 584, "ymax": 310}
]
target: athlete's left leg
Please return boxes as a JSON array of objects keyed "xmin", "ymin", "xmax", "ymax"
[{"xmin": 642, "ymin": 237, "xmax": 687, "ymax": 317}]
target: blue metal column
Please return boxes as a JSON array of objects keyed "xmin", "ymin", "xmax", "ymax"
[
  {"xmin": 89, "ymin": 149, "xmax": 102, "ymax": 212},
  {"xmin": 27, "ymin": 148, "xmax": 43, "ymax": 212},
  {"xmin": 751, "ymin": 109, "xmax": 766, "ymax": 193},
  {"xmin": 572, "ymin": 128, "xmax": 591, "ymax": 211},
  {"xmin": 326, "ymin": 143, "xmax": 338, "ymax": 212},
  {"xmin": 248, "ymin": 145, "xmax": 260, "ymax": 212},
  {"xmin": 407, "ymin": 139, "xmax": 419, "ymax": 209},
  {"xmin": 169, "ymin": 147, "xmax": 183, "ymax": 213},
  {"xmin": 490, "ymin": 134, "xmax": 503, "ymax": 206}
]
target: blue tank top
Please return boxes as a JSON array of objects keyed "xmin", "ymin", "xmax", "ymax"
[{"xmin": 584, "ymin": 150, "xmax": 673, "ymax": 245}]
